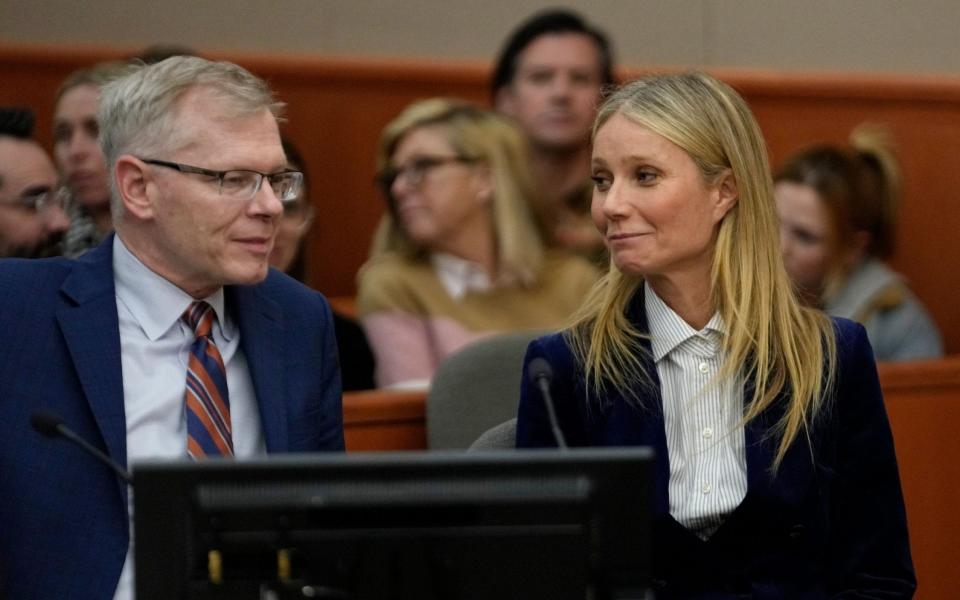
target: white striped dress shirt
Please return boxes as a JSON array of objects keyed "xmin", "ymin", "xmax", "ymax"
[{"xmin": 645, "ymin": 282, "xmax": 747, "ymax": 539}]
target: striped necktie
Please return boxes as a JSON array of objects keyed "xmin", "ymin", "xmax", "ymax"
[{"xmin": 183, "ymin": 301, "xmax": 234, "ymax": 458}]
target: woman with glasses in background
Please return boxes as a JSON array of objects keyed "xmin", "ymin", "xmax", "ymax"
[
  {"xmin": 358, "ymin": 99, "xmax": 598, "ymax": 388},
  {"xmin": 271, "ymin": 138, "xmax": 375, "ymax": 391}
]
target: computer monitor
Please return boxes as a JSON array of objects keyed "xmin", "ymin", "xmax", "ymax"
[{"xmin": 133, "ymin": 448, "xmax": 653, "ymax": 600}]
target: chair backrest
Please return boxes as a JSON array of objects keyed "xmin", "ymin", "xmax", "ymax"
[
  {"xmin": 467, "ymin": 418, "xmax": 518, "ymax": 451},
  {"xmin": 427, "ymin": 330, "xmax": 547, "ymax": 450}
]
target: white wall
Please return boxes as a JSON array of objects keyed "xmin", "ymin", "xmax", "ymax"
[{"xmin": 2, "ymin": 0, "xmax": 958, "ymax": 74}]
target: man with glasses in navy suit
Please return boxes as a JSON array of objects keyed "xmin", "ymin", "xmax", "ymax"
[{"xmin": 0, "ymin": 57, "xmax": 344, "ymax": 600}]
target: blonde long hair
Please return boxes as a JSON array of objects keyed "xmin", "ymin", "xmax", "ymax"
[
  {"xmin": 570, "ymin": 72, "xmax": 836, "ymax": 470},
  {"xmin": 370, "ymin": 99, "xmax": 545, "ymax": 286}
]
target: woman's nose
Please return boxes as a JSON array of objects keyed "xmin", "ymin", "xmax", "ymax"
[{"xmin": 600, "ymin": 182, "xmax": 629, "ymax": 220}]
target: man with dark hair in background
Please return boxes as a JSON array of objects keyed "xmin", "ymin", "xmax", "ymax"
[
  {"xmin": 492, "ymin": 9, "xmax": 615, "ymax": 256},
  {"xmin": 0, "ymin": 107, "xmax": 71, "ymax": 258}
]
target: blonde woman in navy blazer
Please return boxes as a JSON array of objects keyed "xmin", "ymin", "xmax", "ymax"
[{"xmin": 517, "ymin": 72, "xmax": 915, "ymax": 598}]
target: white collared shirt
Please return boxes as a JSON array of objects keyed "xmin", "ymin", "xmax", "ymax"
[
  {"xmin": 430, "ymin": 252, "xmax": 493, "ymax": 300},
  {"xmin": 111, "ymin": 234, "xmax": 265, "ymax": 600},
  {"xmin": 645, "ymin": 282, "xmax": 747, "ymax": 539}
]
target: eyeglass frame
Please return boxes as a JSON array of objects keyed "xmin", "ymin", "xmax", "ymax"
[
  {"xmin": 139, "ymin": 158, "xmax": 304, "ymax": 204},
  {"xmin": 281, "ymin": 196, "xmax": 315, "ymax": 228},
  {"xmin": 374, "ymin": 154, "xmax": 477, "ymax": 195},
  {"xmin": 0, "ymin": 186, "xmax": 72, "ymax": 214}
]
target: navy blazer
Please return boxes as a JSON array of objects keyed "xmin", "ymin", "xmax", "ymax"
[
  {"xmin": 0, "ymin": 237, "xmax": 345, "ymax": 599},
  {"xmin": 517, "ymin": 295, "xmax": 915, "ymax": 599}
]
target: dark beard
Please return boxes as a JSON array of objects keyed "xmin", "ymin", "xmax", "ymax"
[{"xmin": 5, "ymin": 233, "xmax": 66, "ymax": 259}]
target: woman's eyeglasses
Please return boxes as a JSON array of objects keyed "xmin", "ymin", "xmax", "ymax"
[{"xmin": 375, "ymin": 155, "xmax": 475, "ymax": 193}]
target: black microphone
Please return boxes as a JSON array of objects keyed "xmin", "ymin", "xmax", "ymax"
[
  {"xmin": 527, "ymin": 357, "xmax": 568, "ymax": 449},
  {"xmin": 31, "ymin": 410, "xmax": 133, "ymax": 485}
]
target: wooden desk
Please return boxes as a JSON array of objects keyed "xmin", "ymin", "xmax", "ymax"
[
  {"xmin": 878, "ymin": 356, "xmax": 960, "ymax": 599},
  {"xmin": 342, "ymin": 388, "xmax": 426, "ymax": 451}
]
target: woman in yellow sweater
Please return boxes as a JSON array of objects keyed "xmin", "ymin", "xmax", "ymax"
[{"xmin": 358, "ymin": 99, "xmax": 597, "ymax": 388}]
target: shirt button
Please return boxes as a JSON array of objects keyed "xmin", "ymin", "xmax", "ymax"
[
  {"xmin": 701, "ymin": 483, "xmax": 712, "ymax": 494},
  {"xmin": 698, "ymin": 362, "xmax": 709, "ymax": 373},
  {"xmin": 702, "ymin": 427, "xmax": 713, "ymax": 439}
]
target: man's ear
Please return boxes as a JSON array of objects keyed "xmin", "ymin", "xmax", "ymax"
[
  {"xmin": 114, "ymin": 156, "xmax": 154, "ymax": 220},
  {"xmin": 712, "ymin": 171, "xmax": 739, "ymax": 222}
]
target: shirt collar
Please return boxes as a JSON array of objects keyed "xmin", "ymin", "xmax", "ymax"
[
  {"xmin": 430, "ymin": 252, "xmax": 493, "ymax": 300},
  {"xmin": 113, "ymin": 234, "xmax": 231, "ymax": 341},
  {"xmin": 644, "ymin": 281, "xmax": 724, "ymax": 363}
]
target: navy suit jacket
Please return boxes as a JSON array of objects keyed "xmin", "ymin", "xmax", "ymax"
[
  {"xmin": 517, "ymin": 294, "xmax": 915, "ymax": 599},
  {"xmin": 0, "ymin": 237, "xmax": 345, "ymax": 599}
]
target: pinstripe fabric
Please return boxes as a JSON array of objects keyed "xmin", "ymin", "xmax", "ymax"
[
  {"xmin": 183, "ymin": 301, "xmax": 234, "ymax": 458},
  {"xmin": 645, "ymin": 283, "xmax": 746, "ymax": 539}
]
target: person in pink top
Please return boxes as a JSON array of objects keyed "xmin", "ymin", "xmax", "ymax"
[{"xmin": 357, "ymin": 99, "xmax": 597, "ymax": 388}]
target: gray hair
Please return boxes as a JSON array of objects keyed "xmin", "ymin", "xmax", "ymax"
[{"xmin": 98, "ymin": 56, "xmax": 284, "ymax": 217}]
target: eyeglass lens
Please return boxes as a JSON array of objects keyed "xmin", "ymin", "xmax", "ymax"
[{"xmin": 219, "ymin": 171, "xmax": 302, "ymax": 203}]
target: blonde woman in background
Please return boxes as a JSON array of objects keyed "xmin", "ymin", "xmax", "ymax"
[
  {"xmin": 358, "ymin": 99, "xmax": 597, "ymax": 388},
  {"xmin": 516, "ymin": 73, "xmax": 914, "ymax": 597},
  {"xmin": 775, "ymin": 125, "xmax": 943, "ymax": 361}
]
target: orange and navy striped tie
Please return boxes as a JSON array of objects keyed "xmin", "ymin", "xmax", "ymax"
[{"xmin": 183, "ymin": 301, "xmax": 234, "ymax": 459}]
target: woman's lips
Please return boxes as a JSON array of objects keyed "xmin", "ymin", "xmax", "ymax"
[{"xmin": 607, "ymin": 232, "xmax": 650, "ymax": 242}]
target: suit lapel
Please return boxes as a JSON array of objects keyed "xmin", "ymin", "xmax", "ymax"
[
  {"xmin": 616, "ymin": 368, "xmax": 671, "ymax": 515},
  {"xmin": 55, "ymin": 238, "xmax": 127, "ymax": 501},
  {"xmin": 742, "ymin": 377, "xmax": 771, "ymax": 490},
  {"xmin": 640, "ymin": 341, "xmax": 672, "ymax": 515},
  {"xmin": 623, "ymin": 288, "xmax": 672, "ymax": 514},
  {"xmin": 230, "ymin": 283, "xmax": 288, "ymax": 452},
  {"xmin": 625, "ymin": 286, "xmax": 814, "ymax": 535},
  {"xmin": 741, "ymin": 373, "xmax": 814, "ymax": 506}
]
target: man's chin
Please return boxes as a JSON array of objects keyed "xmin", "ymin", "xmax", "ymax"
[
  {"xmin": 532, "ymin": 133, "xmax": 591, "ymax": 155},
  {"xmin": 229, "ymin": 262, "xmax": 272, "ymax": 286}
]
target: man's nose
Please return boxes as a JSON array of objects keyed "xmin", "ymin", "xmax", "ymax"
[
  {"xmin": 250, "ymin": 180, "xmax": 284, "ymax": 218},
  {"xmin": 43, "ymin": 206, "xmax": 71, "ymax": 234},
  {"xmin": 550, "ymin": 75, "xmax": 574, "ymax": 99}
]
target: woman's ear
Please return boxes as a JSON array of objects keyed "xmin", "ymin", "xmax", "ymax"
[
  {"xmin": 712, "ymin": 171, "xmax": 739, "ymax": 222},
  {"xmin": 843, "ymin": 230, "xmax": 872, "ymax": 267},
  {"xmin": 114, "ymin": 156, "xmax": 154, "ymax": 220},
  {"xmin": 473, "ymin": 163, "xmax": 494, "ymax": 205}
]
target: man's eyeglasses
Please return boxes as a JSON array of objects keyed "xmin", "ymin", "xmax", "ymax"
[
  {"xmin": 1, "ymin": 187, "xmax": 71, "ymax": 213},
  {"xmin": 140, "ymin": 158, "xmax": 304, "ymax": 204},
  {"xmin": 375, "ymin": 155, "xmax": 475, "ymax": 193}
]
